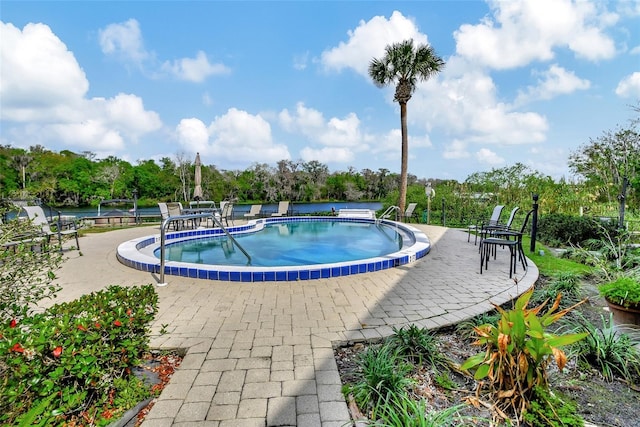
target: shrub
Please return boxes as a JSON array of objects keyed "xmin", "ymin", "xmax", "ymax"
[
  {"xmin": 371, "ymin": 398, "xmax": 480, "ymax": 427},
  {"xmin": 529, "ymin": 272, "xmax": 583, "ymax": 310},
  {"xmin": 0, "ymin": 209, "xmax": 63, "ymax": 319},
  {"xmin": 387, "ymin": 324, "xmax": 448, "ymax": 370},
  {"xmin": 348, "ymin": 342, "xmax": 415, "ymax": 420},
  {"xmin": 599, "ymin": 276, "xmax": 640, "ymax": 308},
  {"xmin": 0, "ymin": 284, "xmax": 158, "ymax": 425},
  {"xmin": 537, "ymin": 214, "xmax": 618, "ymax": 247},
  {"xmin": 460, "ymin": 288, "xmax": 587, "ymax": 423},
  {"xmin": 562, "ymin": 313, "xmax": 640, "ymax": 382}
]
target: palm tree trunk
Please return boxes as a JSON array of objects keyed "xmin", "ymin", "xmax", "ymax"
[{"xmin": 399, "ymin": 101, "xmax": 408, "ymax": 216}]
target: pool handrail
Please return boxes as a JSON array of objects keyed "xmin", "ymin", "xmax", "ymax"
[
  {"xmin": 159, "ymin": 212, "xmax": 252, "ymax": 285},
  {"xmin": 377, "ymin": 205, "xmax": 400, "ymax": 224}
]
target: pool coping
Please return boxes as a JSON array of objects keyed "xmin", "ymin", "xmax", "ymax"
[{"xmin": 116, "ymin": 216, "xmax": 431, "ymax": 282}]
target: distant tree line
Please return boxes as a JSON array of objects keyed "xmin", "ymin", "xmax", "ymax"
[
  {"xmin": 0, "ymin": 145, "xmax": 426, "ymax": 207},
  {"xmin": 1, "ymin": 113, "xmax": 637, "ymax": 225}
]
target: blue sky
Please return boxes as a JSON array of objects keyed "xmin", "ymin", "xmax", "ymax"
[{"xmin": 1, "ymin": 1, "xmax": 639, "ymax": 182}]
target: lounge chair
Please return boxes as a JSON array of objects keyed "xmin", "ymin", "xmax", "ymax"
[
  {"xmin": 21, "ymin": 205, "xmax": 80, "ymax": 250},
  {"xmin": 166, "ymin": 202, "xmax": 190, "ymax": 230},
  {"xmin": 403, "ymin": 203, "xmax": 418, "ymax": 222},
  {"xmin": 480, "ymin": 209, "xmax": 533, "ymax": 278},
  {"xmin": 468, "ymin": 205, "xmax": 505, "ymax": 245},
  {"xmin": 244, "ymin": 204, "xmax": 262, "ymax": 219},
  {"xmin": 220, "ymin": 202, "xmax": 234, "ymax": 226},
  {"xmin": 271, "ymin": 201, "xmax": 289, "ymax": 217},
  {"xmin": 158, "ymin": 202, "xmax": 169, "ymax": 221}
]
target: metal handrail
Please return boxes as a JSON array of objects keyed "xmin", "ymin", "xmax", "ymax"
[
  {"xmin": 376, "ymin": 205, "xmax": 400, "ymax": 224},
  {"xmin": 158, "ymin": 212, "xmax": 251, "ymax": 285}
]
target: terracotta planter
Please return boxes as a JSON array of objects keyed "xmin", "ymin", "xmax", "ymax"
[{"xmin": 606, "ymin": 299, "xmax": 640, "ymax": 327}]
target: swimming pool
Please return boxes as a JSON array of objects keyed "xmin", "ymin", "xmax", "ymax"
[{"xmin": 117, "ymin": 217, "xmax": 431, "ymax": 282}]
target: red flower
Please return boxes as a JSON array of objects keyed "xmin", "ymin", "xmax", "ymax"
[
  {"xmin": 10, "ymin": 343, "xmax": 24, "ymax": 353},
  {"xmin": 126, "ymin": 309, "xmax": 132, "ymax": 316},
  {"xmin": 52, "ymin": 346, "xmax": 63, "ymax": 358},
  {"xmin": 95, "ymin": 322, "xmax": 101, "ymax": 329},
  {"xmin": 77, "ymin": 324, "xmax": 87, "ymax": 331},
  {"xmin": 113, "ymin": 320, "xmax": 122, "ymax": 327},
  {"xmin": 10, "ymin": 319, "xmax": 17, "ymax": 328}
]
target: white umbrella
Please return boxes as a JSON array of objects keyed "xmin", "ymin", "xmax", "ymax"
[{"xmin": 193, "ymin": 152, "xmax": 203, "ymax": 201}]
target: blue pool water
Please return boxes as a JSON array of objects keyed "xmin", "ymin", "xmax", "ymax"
[
  {"xmin": 156, "ymin": 220, "xmax": 402, "ymax": 267},
  {"xmin": 117, "ymin": 216, "xmax": 431, "ymax": 282}
]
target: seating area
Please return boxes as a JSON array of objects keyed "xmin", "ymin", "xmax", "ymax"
[
  {"xmin": 467, "ymin": 205, "xmax": 504, "ymax": 245},
  {"xmin": 476, "ymin": 207, "xmax": 532, "ymax": 278},
  {"xmin": 21, "ymin": 205, "xmax": 80, "ymax": 250}
]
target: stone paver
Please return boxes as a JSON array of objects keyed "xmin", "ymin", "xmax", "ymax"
[{"xmin": 48, "ymin": 224, "xmax": 538, "ymax": 426}]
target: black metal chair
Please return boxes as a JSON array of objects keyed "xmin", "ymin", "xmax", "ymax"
[
  {"xmin": 468, "ymin": 205, "xmax": 505, "ymax": 245},
  {"xmin": 479, "ymin": 209, "xmax": 533, "ymax": 278}
]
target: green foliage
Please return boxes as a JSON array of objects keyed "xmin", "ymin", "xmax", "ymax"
[
  {"xmin": 0, "ymin": 209, "xmax": 63, "ymax": 319},
  {"xmin": 348, "ymin": 342, "xmax": 415, "ymax": 419},
  {"xmin": 563, "ymin": 313, "xmax": 640, "ymax": 382},
  {"xmin": 522, "ymin": 386, "xmax": 584, "ymax": 427},
  {"xmin": 387, "ymin": 324, "xmax": 447, "ymax": 370},
  {"xmin": 529, "ymin": 272, "xmax": 583, "ymax": 309},
  {"xmin": 455, "ymin": 311, "xmax": 501, "ymax": 341},
  {"xmin": 599, "ymin": 276, "xmax": 640, "ymax": 307},
  {"xmin": 0, "ymin": 285, "xmax": 158, "ymax": 425},
  {"xmin": 537, "ymin": 214, "xmax": 618, "ymax": 247},
  {"xmin": 370, "ymin": 398, "xmax": 480, "ymax": 427},
  {"xmin": 460, "ymin": 288, "xmax": 587, "ymax": 422}
]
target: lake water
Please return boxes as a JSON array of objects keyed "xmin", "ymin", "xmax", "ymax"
[{"xmin": 51, "ymin": 201, "xmax": 383, "ymax": 218}]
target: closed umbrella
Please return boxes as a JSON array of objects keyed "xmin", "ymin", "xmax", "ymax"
[{"xmin": 193, "ymin": 152, "xmax": 203, "ymax": 201}]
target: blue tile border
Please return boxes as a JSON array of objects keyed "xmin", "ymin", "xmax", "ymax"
[{"xmin": 116, "ymin": 217, "xmax": 431, "ymax": 283}]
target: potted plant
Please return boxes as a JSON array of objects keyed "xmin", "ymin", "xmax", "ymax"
[{"xmin": 599, "ymin": 276, "xmax": 640, "ymax": 326}]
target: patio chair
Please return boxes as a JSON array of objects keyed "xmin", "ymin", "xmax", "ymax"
[
  {"xmin": 403, "ymin": 203, "xmax": 418, "ymax": 222},
  {"xmin": 21, "ymin": 205, "xmax": 80, "ymax": 250},
  {"xmin": 468, "ymin": 205, "xmax": 504, "ymax": 245},
  {"xmin": 220, "ymin": 202, "xmax": 234, "ymax": 226},
  {"xmin": 480, "ymin": 206, "xmax": 519, "ymax": 239},
  {"xmin": 166, "ymin": 202, "xmax": 191, "ymax": 230},
  {"xmin": 479, "ymin": 209, "xmax": 533, "ymax": 278},
  {"xmin": 158, "ymin": 202, "xmax": 169, "ymax": 221},
  {"xmin": 244, "ymin": 204, "xmax": 262, "ymax": 219},
  {"xmin": 271, "ymin": 201, "xmax": 289, "ymax": 217}
]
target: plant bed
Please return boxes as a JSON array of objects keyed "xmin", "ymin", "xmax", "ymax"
[{"xmin": 334, "ymin": 276, "xmax": 640, "ymax": 426}]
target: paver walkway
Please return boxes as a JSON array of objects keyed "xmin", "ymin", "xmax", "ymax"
[{"xmin": 48, "ymin": 223, "xmax": 538, "ymax": 426}]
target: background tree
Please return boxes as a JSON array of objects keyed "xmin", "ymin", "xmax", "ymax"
[{"xmin": 369, "ymin": 39, "xmax": 445, "ymax": 215}]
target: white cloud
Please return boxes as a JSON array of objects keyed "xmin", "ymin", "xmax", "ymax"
[
  {"xmin": 454, "ymin": 0, "xmax": 617, "ymax": 69},
  {"xmin": 99, "ymin": 20, "xmax": 228, "ymax": 83},
  {"xmin": 279, "ymin": 102, "xmax": 368, "ymax": 148},
  {"xmin": 475, "ymin": 148, "xmax": 505, "ymax": 166},
  {"xmin": 300, "ymin": 147, "xmax": 355, "ymax": 164},
  {"xmin": 515, "ymin": 64, "xmax": 591, "ymax": 105},
  {"xmin": 176, "ymin": 109, "xmax": 290, "ymax": 167},
  {"xmin": 615, "ymin": 72, "xmax": 640, "ymax": 98},
  {"xmin": 0, "ymin": 22, "xmax": 89, "ymax": 122},
  {"xmin": 293, "ymin": 51, "xmax": 310, "ymax": 70},
  {"xmin": 99, "ymin": 19, "xmax": 150, "ymax": 66},
  {"xmin": 161, "ymin": 51, "xmax": 230, "ymax": 82},
  {"xmin": 0, "ymin": 22, "xmax": 162, "ymax": 153},
  {"xmin": 442, "ymin": 140, "xmax": 470, "ymax": 160},
  {"xmin": 320, "ymin": 10, "xmax": 428, "ymax": 77},
  {"xmin": 411, "ymin": 63, "xmax": 549, "ymax": 146}
]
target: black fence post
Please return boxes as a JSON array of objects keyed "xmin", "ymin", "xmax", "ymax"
[
  {"xmin": 441, "ymin": 198, "xmax": 446, "ymax": 227},
  {"xmin": 530, "ymin": 194, "xmax": 539, "ymax": 253}
]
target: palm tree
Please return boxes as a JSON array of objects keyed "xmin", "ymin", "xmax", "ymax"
[{"xmin": 369, "ymin": 39, "xmax": 445, "ymax": 216}]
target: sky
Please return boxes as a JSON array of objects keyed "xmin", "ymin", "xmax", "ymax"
[{"xmin": 1, "ymin": 1, "xmax": 639, "ymax": 182}]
